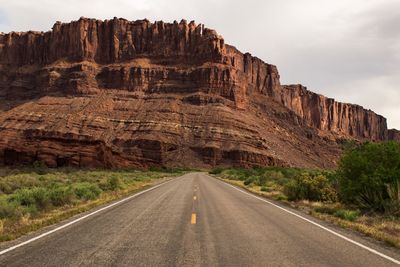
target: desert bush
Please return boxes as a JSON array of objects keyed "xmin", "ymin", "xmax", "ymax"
[
  {"xmin": 0, "ymin": 167, "xmax": 182, "ymax": 233},
  {"xmin": 385, "ymin": 180, "xmax": 400, "ymax": 215},
  {"xmin": 100, "ymin": 176, "xmax": 123, "ymax": 191},
  {"xmin": 32, "ymin": 161, "xmax": 49, "ymax": 175},
  {"xmin": 268, "ymin": 171, "xmax": 285, "ymax": 180},
  {"xmin": 260, "ymin": 186, "xmax": 268, "ymax": 192},
  {"xmin": 267, "ymin": 171, "xmax": 289, "ymax": 186},
  {"xmin": 109, "ymin": 176, "xmax": 122, "ymax": 190},
  {"xmin": 314, "ymin": 206, "xmax": 337, "ymax": 215},
  {"xmin": 244, "ymin": 176, "xmax": 255, "ymax": 186},
  {"xmin": 209, "ymin": 168, "xmax": 224, "ymax": 175},
  {"xmin": 275, "ymin": 194, "xmax": 288, "ymax": 201},
  {"xmin": 279, "ymin": 168, "xmax": 303, "ymax": 179},
  {"xmin": 283, "ymin": 173, "xmax": 337, "ymax": 202},
  {"xmin": 149, "ymin": 166, "xmax": 168, "ymax": 172},
  {"xmin": 231, "ymin": 169, "xmax": 256, "ymax": 181},
  {"xmin": 10, "ymin": 187, "xmax": 52, "ymax": 210},
  {"xmin": 49, "ymin": 185, "xmax": 75, "ymax": 206},
  {"xmin": 338, "ymin": 141, "xmax": 400, "ymax": 213},
  {"xmin": 73, "ymin": 183, "xmax": 102, "ymax": 200},
  {"xmin": 0, "ymin": 181, "xmax": 12, "ymax": 194},
  {"xmin": 254, "ymin": 170, "xmax": 284, "ymax": 186},
  {"xmin": 334, "ymin": 209, "xmax": 360, "ymax": 221},
  {"xmin": 0, "ymin": 198, "xmax": 20, "ymax": 219},
  {"xmin": 257, "ymin": 175, "xmax": 268, "ymax": 186},
  {"xmin": 0, "ymin": 174, "xmax": 40, "ymax": 194}
]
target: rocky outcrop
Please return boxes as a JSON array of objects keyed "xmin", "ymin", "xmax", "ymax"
[
  {"xmin": 0, "ymin": 17, "xmax": 224, "ymax": 65},
  {"xmin": 0, "ymin": 18, "xmax": 396, "ymax": 168},
  {"xmin": 0, "ymin": 18, "xmax": 281, "ymax": 110},
  {"xmin": 388, "ymin": 129, "xmax": 400, "ymax": 141},
  {"xmin": 278, "ymin": 85, "xmax": 388, "ymax": 141}
]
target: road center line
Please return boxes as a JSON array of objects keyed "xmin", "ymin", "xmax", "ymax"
[
  {"xmin": 221, "ymin": 179, "xmax": 400, "ymax": 265},
  {"xmin": 191, "ymin": 213, "xmax": 197, "ymax": 224},
  {"xmin": 0, "ymin": 176, "xmax": 181, "ymax": 256}
]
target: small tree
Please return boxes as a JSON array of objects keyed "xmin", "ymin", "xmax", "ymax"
[{"xmin": 337, "ymin": 141, "xmax": 400, "ymax": 213}]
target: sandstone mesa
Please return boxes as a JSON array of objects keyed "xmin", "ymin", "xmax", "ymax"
[{"xmin": 0, "ymin": 17, "xmax": 398, "ymax": 168}]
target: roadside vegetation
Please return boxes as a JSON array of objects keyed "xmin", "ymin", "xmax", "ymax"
[
  {"xmin": 0, "ymin": 165, "xmax": 189, "ymax": 241},
  {"xmin": 210, "ymin": 141, "xmax": 400, "ymax": 248}
]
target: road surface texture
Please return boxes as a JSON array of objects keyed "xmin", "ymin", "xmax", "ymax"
[{"xmin": 1, "ymin": 172, "xmax": 399, "ymax": 266}]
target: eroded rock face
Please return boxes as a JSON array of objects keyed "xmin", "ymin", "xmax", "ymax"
[
  {"xmin": 388, "ymin": 129, "xmax": 400, "ymax": 142},
  {"xmin": 279, "ymin": 85, "xmax": 388, "ymax": 141},
  {"xmin": 0, "ymin": 18, "xmax": 224, "ymax": 65},
  {"xmin": 0, "ymin": 18, "xmax": 396, "ymax": 168},
  {"xmin": 0, "ymin": 18, "xmax": 280, "ymax": 108}
]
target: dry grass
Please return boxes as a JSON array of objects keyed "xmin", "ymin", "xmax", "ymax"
[
  {"xmin": 0, "ymin": 167, "xmax": 188, "ymax": 242},
  {"xmin": 218, "ymin": 176, "xmax": 400, "ymax": 249},
  {"xmin": 0, "ymin": 181, "xmax": 152, "ymax": 241}
]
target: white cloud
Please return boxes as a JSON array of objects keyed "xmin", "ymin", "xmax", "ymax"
[{"xmin": 0, "ymin": 0, "xmax": 399, "ymax": 128}]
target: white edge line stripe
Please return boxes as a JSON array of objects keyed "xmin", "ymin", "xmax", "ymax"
[
  {"xmin": 223, "ymin": 181, "xmax": 400, "ymax": 265},
  {"xmin": 0, "ymin": 177, "xmax": 178, "ymax": 256}
]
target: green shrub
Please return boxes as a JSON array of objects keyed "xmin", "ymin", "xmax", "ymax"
[
  {"xmin": 10, "ymin": 188, "xmax": 36, "ymax": 206},
  {"xmin": 275, "ymin": 194, "xmax": 288, "ymax": 201},
  {"xmin": 30, "ymin": 187, "xmax": 52, "ymax": 209},
  {"xmin": 148, "ymin": 166, "xmax": 166, "ymax": 172},
  {"xmin": 283, "ymin": 173, "xmax": 337, "ymax": 202},
  {"xmin": 22, "ymin": 205, "xmax": 39, "ymax": 216},
  {"xmin": 0, "ymin": 175, "xmax": 40, "ymax": 194},
  {"xmin": 0, "ymin": 182, "xmax": 12, "ymax": 194},
  {"xmin": 280, "ymin": 168, "xmax": 303, "ymax": 179},
  {"xmin": 49, "ymin": 185, "xmax": 75, "ymax": 206},
  {"xmin": 260, "ymin": 186, "xmax": 268, "ymax": 192},
  {"xmin": 32, "ymin": 161, "xmax": 48, "ymax": 175},
  {"xmin": 10, "ymin": 187, "xmax": 51, "ymax": 210},
  {"xmin": 244, "ymin": 177, "xmax": 255, "ymax": 186},
  {"xmin": 257, "ymin": 175, "xmax": 268, "ymax": 186},
  {"xmin": 385, "ymin": 180, "xmax": 400, "ymax": 215},
  {"xmin": 268, "ymin": 171, "xmax": 285, "ymax": 180},
  {"xmin": 334, "ymin": 209, "xmax": 360, "ymax": 221},
  {"xmin": 99, "ymin": 176, "xmax": 123, "ymax": 191},
  {"xmin": 255, "ymin": 170, "xmax": 288, "ymax": 185},
  {"xmin": 0, "ymin": 198, "xmax": 20, "ymax": 219},
  {"xmin": 74, "ymin": 183, "xmax": 102, "ymax": 200},
  {"xmin": 228, "ymin": 168, "xmax": 256, "ymax": 181},
  {"xmin": 314, "ymin": 206, "xmax": 337, "ymax": 215},
  {"xmin": 337, "ymin": 141, "xmax": 400, "ymax": 213},
  {"xmin": 209, "ymin": 168, "xmax": 224, "ymax": 175}
]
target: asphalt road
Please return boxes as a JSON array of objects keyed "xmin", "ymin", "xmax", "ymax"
[{"xmin": 1, "ymin": 172, "xmax": 399, "ymax": 266}]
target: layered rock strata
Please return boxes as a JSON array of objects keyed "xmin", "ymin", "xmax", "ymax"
[
  {"xmin": 0, "ymin": 18, "xmax": 396, "ymax": 168},
  {"xmin": 388, "ymin": 129, "xmax": 400, "ymax": 142}
]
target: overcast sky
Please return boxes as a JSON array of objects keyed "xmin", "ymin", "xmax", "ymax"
[{"xmin": 0, "ymin": 0, "xmax": 399, "ymax": 129}]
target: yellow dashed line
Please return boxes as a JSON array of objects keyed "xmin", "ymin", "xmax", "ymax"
[{"xmin": 191, "ymin": 213, "xmax": 197, "ymax": 224}]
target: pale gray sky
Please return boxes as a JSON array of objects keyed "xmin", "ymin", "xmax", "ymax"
[{"xmin": 0, "ymin": 0, "xmax": 399, "ymax": 129}]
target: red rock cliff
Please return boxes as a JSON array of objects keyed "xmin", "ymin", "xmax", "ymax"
[
  {"xmin": 0, "ymin": 17, "xmax": 224, "ymax": 65},
  {"xmin": 278, "ymin": 85, "xmax": 388, "ymax": 140},
  {"xmin": 0, "ymin": 18, "xmax": 280, "ymax": 109},
  {"xmin": 0, "ymin": 18, "xmax": 396, "ymax": 168},
  {"xmin": 388, "ymin": 129, "xmax": 400, "ymax": 141}
]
